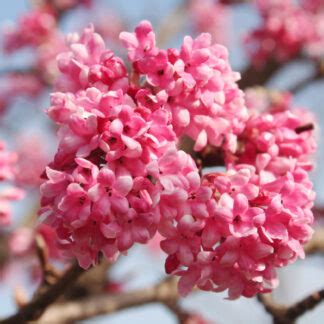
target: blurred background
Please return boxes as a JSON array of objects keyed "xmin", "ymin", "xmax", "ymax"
[{"xmin": 0, "ymin": 1, "xmax": 324, "ymax": 323}]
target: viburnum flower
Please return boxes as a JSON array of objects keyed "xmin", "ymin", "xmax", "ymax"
[
  {"xmin": 40, "ymin": 83, "xmax": 179, "ymax": 268},
  {"xmin": 0, "ymin": 187, "xmax": 25, "ymax": 227},
  {"xmin": 161, "ymin": 164, "xmax": 314, "ymax": 299},
  {"xmin": 244, "ymin": 88, "xmax": 293, "ymax": 115},
  {"xmin": 0, "ymin": 141, "xmax": 24, "ymax": 227},
  {"xmin": 245, "ymin": 0, "xmax": 313, "ymax": 66},
  {"xmin": 39, "ymin": 20, "xmax": 317, "ymax": 301},
  {"xmin": 14, "ymin": 135, "xmax": 50, "ymax": 187},
  {"xmin": 0, "ymin": 73, "xmax": 43, "ymax": 116},
  {"xmin": 229, "ymin": 102, "xmax": 316, "ymax": 175},
  {"xmin": 3, "ymin": 7, "xmax": 57, "ymax": 53},
  {"xmin": 55, "ymin": 25, "xmax": 128, "ymax": 92},
  {"xmin": 121, "ymin": 20, "xmax": 247, "ymax": 152}
]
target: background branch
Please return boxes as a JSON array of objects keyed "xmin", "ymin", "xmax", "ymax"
[
  {"xmin": 258, "ymin": 289, "xmax": 324, "ymax": 324},
  {"xmin": 37, "ymin": 277, "xmax": 180, "ymax": 323},
  {"xmin": 304, "ymin": 227, "xmax": 324, "ymax": 255},
  {"xmin": 238, "ymin": 59, "xmax": 281, "ymax": 89},
  {"xmin": 0, "ymin": 262, "xmax": 85, "ymax": 324}
]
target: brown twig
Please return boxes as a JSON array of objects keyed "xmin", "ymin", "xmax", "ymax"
[
  {"xmin": 238, "ymin": 59, "xmax": 282, "ymax": 89},
  {"xmin": 37, "ymin": 276, "xmax": 180, "ymax": 323},
  {"xmin": 289, "ymin": 60, "xmax": 324, "ymax": 94},
  {"xmin": 0, "ymin": 262, "xmax": 85, "ymax": 324},
  {"xmin": 304, "ymin": 227, "xmax": 324, "ymax": 255},
  {"xmin": 35, "ymin": 235, "xmax": 61, "ymax": 287},
  {"xmin": 165, "ymin": 301, "xmax": 192, "ymax": 324},
  {"xmin": 258, "ymin": 289, "xmax": 324, "ymax": 324}
]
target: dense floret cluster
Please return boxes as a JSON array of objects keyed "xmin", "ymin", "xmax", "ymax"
[
  {"xmin": 39, "ymin": 21, "xmax": 316, "ymax": 298},
  {"xmin": 245, "ymin": 0, "xmax": 324, "ymax": 66}
]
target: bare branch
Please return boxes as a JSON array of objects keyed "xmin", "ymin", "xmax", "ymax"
[
  {"xmin": 0, "ymin": 262, "xmax": 85, "ymax": 324},
  {"xmin": 258, "ymin": 289, "xmax": 324, "ymax": 324},
  {"xmin": 304, "ymin": 227, "xmax": 324, "ymax": 255},
  {"xmin": 37, "ymin": 277, "xmax": 180, "ymax": 323},
  {"xmin": 238, "ymin": 59, "xmax": 282, "ymax": 89},
  {"xmin": 35, "ymin": 235, "xmax": 61, "ymax": 287}
]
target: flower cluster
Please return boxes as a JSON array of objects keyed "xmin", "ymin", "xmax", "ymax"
[
  {"xmin": 245, "ymin": 0, "xmax": 324, "ymax": 66},
  {"xmin": 120, "ymin": 21, "xmax": 247, "ymax": 152},
  {"xmin": 158, "ymin": 90, "xmax": 315, "ymax": 298},
  {"xmin": 55, "ymin": 24, "xmax": 128, "ymax": 92},
  {"xmin": 3, "ymin": 7, "xmax": 57, "ymax": 53},
  {"xmin": 9, "ymin": 224, "xmax": 59, "ymax": 259},
  {"xmin": 163, "ymin": 162, "xmax": 314, "ymax": 298},
  {"xmin": 40, "ymin": 21, "xmax": 316, "ymax": 299},
  {"xmin": 0, "ymin": 73, "xmax": 43, "ymax": 116},
  {"xmin": 14, "ymin": 135, "xmax": 50, "ymax": 187},
  {"xmin": 0, "ymin": 0, "xmax": 92, "ymax": 115},
  {"xmin": 0, "ymin": 142, "xmax": 24, "ymax": 227}
]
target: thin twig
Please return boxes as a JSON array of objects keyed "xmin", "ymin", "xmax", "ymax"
[
  {"xmin": 304, "ymin": 227, "xmax": 324, "ymax": 255},
  {"xmin": 258, "ymin": 289, "xmax": 324, "ymax": 324},
  {"xmin": 35, "ymin": 235, "xmax": 61, "ymax": 287},
  {"xmin": 37, "ymin": 277, "xmax": 180, "ymax": 323},
  {"xmin": 0, "ymin": 262, "xmax": 85, "ymax": 324},
  {"xmin": 238, "ymin": 59, "xmax": 282, "ymax": 89}
]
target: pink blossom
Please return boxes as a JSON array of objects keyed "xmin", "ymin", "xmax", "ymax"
[
  {"xmin": 56, "ymin": 25, "xmax": 128, "ymax": 92},
  {"xmin": 3, "ymin": 8, "xmax": 56, "ymax": 53},
  {"xmin": 161, "ymin": 164, "xmax": 314, "ymax": 298},
  {"xmin": 0, "ymin": 142, "xmax": 17, "ymax": 181},
  {"xmin": 37, "ymin": 31, "xmax": 68, "ymax": 82},
  {"xmin": 41, "ymin": 84, "xmax": 178, "ymax": 268},
  {"xmin": 245, "ymin": 1, "xmax": 313, "ymax": 66},
  {"xmin": 120, "ymin": 23, "xmax": 247, "ymax": 152},
  {"xmin": 94, "ymin": 11, "xmax": 124, "ymax": 42},
  {"xmin": 229, "ymin": 108, "xmax": 316, "ymax": 175},
  {"xmin": 0, "ymin": 74, "xmax": 43, "ymax": 116},
  {"xmin": 0, "ymin": 187, "xmax": 24, "ymax": 226},
  {"xmin": 38, "ymin": 21, "xmax": 317, "ymax": 300},
  {"xmin": 0, "ymin": 142, "xmax": 24, "ymax": 227},
  {"xmin": 14, "ymin": 135, "xmax": 50, "ymax": 187},
  {"xmin": 9, "ymin": 228, "xmax": 34, "ymax": 257},
  {"xmin": 119, "ymin": 20, "xmax": 158, "ymax": 63}
]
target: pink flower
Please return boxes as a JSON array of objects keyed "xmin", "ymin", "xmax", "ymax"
[
  {"xmin": 229, "ymin": 108, "xmax": 316, "ymax": 175},
  {"xmin": 56, "ymin": 25, "xmax": 128, "ymax": 92},
  {"xmin": 119, "ymin": 20, "xmax": 158, "ymax": 62},
  {"xmin": 0, "ymin": 74, "xmax": 43, "ymax": 116},
  {"xmin": 14, "ymin": 135, "xmax": 50, "ymax": 187},
  {"xmin": 0, "ymin": 142, "xmax": 24, "ymax": 227},
  {"xmin": 9, "ymin": 228, "xmax": 34, "ymax": 257},
  {"xmin": 160, "ymin": 164, "xmax": 314, "ymax": 298},
  {"xmin": 245, "ymin": 0, "xmax": 314, "ymax": 66},
  {"xmin": 94, "ymin": 11, "xmax": 124, "ymax": 42},
  {"xmin": 121, "ymin": 22, "xmax": 247, "ymax": 152},
  {"xmin": 3, "ymin": 8, "xmax": 56, "ymax": 53},
  {"xmin": 0, "ymin": 187, "xmax": 24, "ymax": 226},
  {"xmin": 38, "ymin": 21, "xmax": 317, "ymax": 300},
  {"xmin": 0, "ymin": 142, "xmax": 17, "ymax": 181},
  {"xmin": 41, "ymin": 74, "xmax": 179, "ymax": 268}
]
